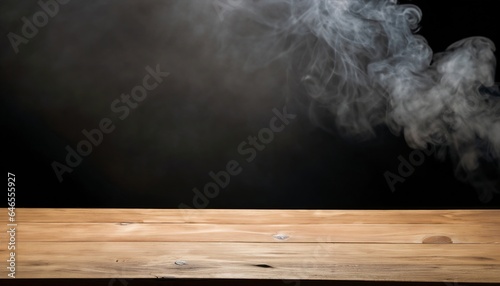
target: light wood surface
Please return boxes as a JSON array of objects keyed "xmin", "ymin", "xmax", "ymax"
[{"xmin": 1, "ymin": 209, "xmax": 499, "ymax": 282}]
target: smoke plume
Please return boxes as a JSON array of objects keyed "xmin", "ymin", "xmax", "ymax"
[{"xmin": 217, "ymin": 0, "xmax": 499, "ymax": 199}]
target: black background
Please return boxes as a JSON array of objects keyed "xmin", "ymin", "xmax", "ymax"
[{"xmin": 1, "ymin": 0, "xmax": 499, "ymax": 210}]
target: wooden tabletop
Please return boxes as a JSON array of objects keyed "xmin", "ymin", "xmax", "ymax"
[{"xmin": 1, "ymin": 209, "xmax": 499, "ymax": 283}]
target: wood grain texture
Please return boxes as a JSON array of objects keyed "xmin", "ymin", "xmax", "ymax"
[
  {"xmin": 1, "ymin": 209, "xmax": 499, "ymax": 282},
  {"xmin": 12, "ymin": 208, "xmax": 500, "ymax": 224},
  {"xmin": 13, "ymin": 223, "xmax": 500, "ymax": 243}
]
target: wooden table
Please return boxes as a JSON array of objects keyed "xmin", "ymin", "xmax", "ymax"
[{"xmin": 1, "ymin": 209, "xmax": 499, "ymax": 283}]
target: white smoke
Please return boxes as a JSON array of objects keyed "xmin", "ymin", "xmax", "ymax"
[{"xmin": 216, "ymin": 0, "xmax": 499, "ymax": 199}]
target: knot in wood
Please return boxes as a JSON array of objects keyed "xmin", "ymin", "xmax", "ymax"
[
  {"xmin": 273, "ymin": 233, "xmax": 290, "ymax": 241},
  {"xmin": 422, "ymin": 236, "xmax": 453, "ymax": 244},
  {"xmin": 174, "ymin": 260, "xmax": 188, "ymax": 266}
]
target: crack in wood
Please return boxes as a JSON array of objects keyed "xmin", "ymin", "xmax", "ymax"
[{"xmin": 254, "ymin": 264, "xmax": 274, "ymax": 268}]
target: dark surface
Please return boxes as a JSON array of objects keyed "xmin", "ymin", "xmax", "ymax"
[{"xmin": 1, "ymin": 0, "xmax": 499, "ymax": 209}]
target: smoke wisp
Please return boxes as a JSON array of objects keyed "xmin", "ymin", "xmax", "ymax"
[{"xmin": 218, "ymin": 0, "xmax": 499, "ymax": 199}]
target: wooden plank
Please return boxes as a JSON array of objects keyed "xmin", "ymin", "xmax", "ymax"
[
  {"xmin": 0, "ymin": 280, "xmax": 490, "ymax": 286},
  {"xmin": 14, "ymin": 208, "xmax": 500, "ymax": 224},
  {"xmin": 1, "ymin": 208, "xmax": 499, "ymax": 282},
  {"xmin": 13, "ymin": 223, "xmax": 500, "ymax": 244},
  {"xmin": 2, "ymin": 242, "xmax": 499, "ymax": 282}
]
